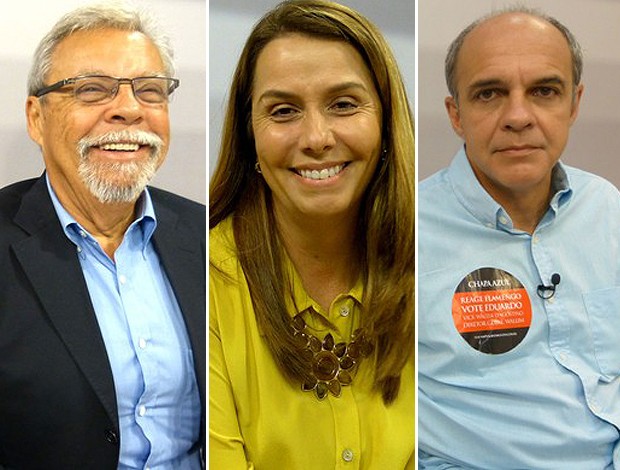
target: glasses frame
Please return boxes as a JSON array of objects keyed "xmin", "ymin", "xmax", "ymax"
[{"xmin": 33, "ymin": 75, "xmax": 180, "ymax": 104}]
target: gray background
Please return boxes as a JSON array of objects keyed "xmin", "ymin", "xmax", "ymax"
[
  {"xmin": 209, "ymin": 0, "xmax": 415, "ymax": 177},
  {"xmin": 419, "ymin": 0, "xmax": 620, "ymax": 189},
  {"xmin": 0, "ymin": 0, "xmax": 206, "ymax": 203}
]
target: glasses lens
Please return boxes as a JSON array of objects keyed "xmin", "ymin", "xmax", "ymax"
[
  {"xmin": 133, "ymin": 78, "xmax": 175, "ymax": 103},
  {"xmin": 73, "ymin": 76, "xmax": 118, "ymax": 103}
]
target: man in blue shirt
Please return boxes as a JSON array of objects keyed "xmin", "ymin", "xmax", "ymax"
[
  {"xmin": 0, "ymin": 3, "xmax": 204, "ymax": 469},
  {"xmin": 419, "ymin": 6, "xmax": 620, "ymax": 469}
]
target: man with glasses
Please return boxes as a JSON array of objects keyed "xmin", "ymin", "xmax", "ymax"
[{"xmin": 0, "ymin": 3, "xmax": 204, "ymax": 469}]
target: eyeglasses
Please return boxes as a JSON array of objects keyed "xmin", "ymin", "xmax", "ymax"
[{"xmin": 33, "ymin": 75, "xmax": 180, "ymax": 104}]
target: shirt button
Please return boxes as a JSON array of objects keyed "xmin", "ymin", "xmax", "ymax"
[
  {"xmin": 342, "ymin": 448, "xmax": 354, "ymax": 462},
  {"xmin": 119, "ymin": 275, "xmax": 127, "ymax": 285},
  {"xmin": 139, "ymin": 338, "xmax": 147, "ymax": 349},
  {"xmin": 79, "ymin": 230, "xmax": 87, "ymax": 238},
  {"xmin": 339, "ymin": 305, "xmax": 350, "ymax": 317},
  {"xmin": 499, "ymin": 215, "xmax": 509, "ymax": 225},
  {"xmin": 138, "ymin": 405, "xmax": 147, "ymax": 417}
]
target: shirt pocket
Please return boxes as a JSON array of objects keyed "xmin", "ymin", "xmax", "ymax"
[{"xmin": 583, "ymin": 286, "xmax": 620, "ymax": 379}]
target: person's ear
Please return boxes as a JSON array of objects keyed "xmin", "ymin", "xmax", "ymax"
[
  {"xmin": 26, "ymin": 96, "xmax": 45, "ymax": 148},
  {"xmin": 445, "ymin": 96, "xmax": 465, "ymax": 139}
]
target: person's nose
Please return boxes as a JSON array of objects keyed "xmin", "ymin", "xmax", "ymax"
[
  {"xmin": 299, "ymin": 109, "xmax": 335, "ymax": 155},
  {"xmin": 500, "ymin": 92, "xmax": 534, "ymax": 132},
  {"xmin": 104, "ymin": 83, "xmax": 145, "ymax": 125}
]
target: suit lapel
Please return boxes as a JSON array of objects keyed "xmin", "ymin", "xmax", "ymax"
[{"xmin": 12, "ymin": 177, "xmax": 119, "ymax": 427}]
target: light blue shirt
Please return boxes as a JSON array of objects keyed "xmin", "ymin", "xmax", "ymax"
[
  {"xmin": 47, "ymin": 177, "xmax": 201, "ymax": 470},
  {"xmin": 419, "ymin": 147, "xmax": 620, "ymax": 469}
]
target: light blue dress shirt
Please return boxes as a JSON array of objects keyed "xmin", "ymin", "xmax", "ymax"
[
  {"xmin": 419, "ymin": 148, "xmax": 620, "ymax": 469},
  {"xmin": 47, "ymin": 177, "xmax": 201, "ymax": 470}
]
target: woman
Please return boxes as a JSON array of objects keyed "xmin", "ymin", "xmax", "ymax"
[{"xmin": 209, "ymin": 1, "xmax": 414, "ymax": 468}]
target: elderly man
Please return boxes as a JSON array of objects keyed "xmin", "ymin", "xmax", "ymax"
[
  {"xmin": 419, "ymin": 7, "xmax": 620, "ymax": 469},
  {"xmin": 0, "ymin": 3, "xmax": 204, "ymax": 469}
]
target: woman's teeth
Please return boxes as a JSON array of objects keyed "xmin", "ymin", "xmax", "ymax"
[{"xmin": 298, "ymin": 164, "xmax": 345, "ymax": 180}]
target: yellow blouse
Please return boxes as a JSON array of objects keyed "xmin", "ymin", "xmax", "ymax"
[{"xmin": 209, "ymin": 218, "xmax": 414, "ymax": 469}]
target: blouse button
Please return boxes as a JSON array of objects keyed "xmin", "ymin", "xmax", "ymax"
[
  {"xmin": 339, "ymin": 305, "xmax": 350, "ymax": 317},
  {"xmin": 342, "ymin": 448, "xmax": 354, "ymax": 462}
]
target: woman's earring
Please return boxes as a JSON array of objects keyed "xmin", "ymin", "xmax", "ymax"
[{"xmin": 255, "ymin": 161, "xmax": 262, "ymax": 174}]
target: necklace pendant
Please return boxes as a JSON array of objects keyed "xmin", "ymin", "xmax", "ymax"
[{"xmin": 291, "ymin": 314, "xmax": 373, "ymax": 400}]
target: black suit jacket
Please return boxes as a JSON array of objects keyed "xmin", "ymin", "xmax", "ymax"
[{"xmin": 0, "ymin": 176, "xmax": 205, "ymax": 469}]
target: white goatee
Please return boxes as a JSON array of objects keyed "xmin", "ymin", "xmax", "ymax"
[{"xmin": 76, "ymin": 129, "xmax": 164, "ymax": 204}]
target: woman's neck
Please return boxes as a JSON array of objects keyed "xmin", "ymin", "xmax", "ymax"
[{"xmin": 276, "ymin": 208, "xmax": 361, "ymax": 311}]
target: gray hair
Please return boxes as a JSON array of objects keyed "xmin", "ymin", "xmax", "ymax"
[
  {"xmin": 27, "ymin": 1, "xmax": 175, "ymax": 96},
  {"xmin": 445, "ymin": 6, "xmax": 583, "ymax": 101}
]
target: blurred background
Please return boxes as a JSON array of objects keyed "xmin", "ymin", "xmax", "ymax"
[
  {"xmin": 419, "ymin": 0, "xmax": 620, "ymax": 189},
  {"xmin": 209, "ymin": 0, "xmax": 415, "ymax": 178},
  {"xmin": 0, "ymin": 0, "xmax": 206, "ymax": 203}
]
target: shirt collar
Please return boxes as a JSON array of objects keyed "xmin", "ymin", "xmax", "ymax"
[
  {"xmin": 45, "ymin": 173, "xmax": 157, "ymax": 247},
  {"xmin": 285, "ymin": 256, "xmax": 364, "ymax": 317},
  {"xmin": 449, "ymin": 146, "xmax": 573, "ymax": 231}
]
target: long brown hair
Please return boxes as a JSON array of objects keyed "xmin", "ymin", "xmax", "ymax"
[{"xmin": 210, "ymin": 0, "xmax": 414, "ymax": 403}]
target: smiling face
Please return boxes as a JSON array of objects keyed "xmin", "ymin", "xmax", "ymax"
[
  {"xmin": 27, "ymin": 28, "xmax": 171, "ymax": 205},
  {"xmin": 445, "ymin": 13, "xmax": 583, "ymax": 204},
  {"xmin": 251, "ymin": 34, "xmax": 382, "ymax": 225}
]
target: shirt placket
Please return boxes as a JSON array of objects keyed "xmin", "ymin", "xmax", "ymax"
[
  {"xmin": 328, "ymin": 296, "xmax": 361, "ymax": 469},
  {"xmin": 530, "ymin": 229, "xmax": 573, "ymax": 370},
  {"xmin": 115, "ymin": 236, "xmax": 157, "ymax": 465}
]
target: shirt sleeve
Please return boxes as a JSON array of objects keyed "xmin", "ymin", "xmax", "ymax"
[{"xmin": 209, "ymin": 275, "xmax": 253, "ymax": 470}]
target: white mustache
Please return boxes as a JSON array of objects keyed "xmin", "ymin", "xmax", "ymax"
[{"xmin": 77, "ymin": 130, "xmax": 163, "ymax": 157}]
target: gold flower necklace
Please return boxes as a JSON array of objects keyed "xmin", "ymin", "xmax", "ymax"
[{"xmin": 291, "ymin": 314, "xmax": 374, "ymax": 400}]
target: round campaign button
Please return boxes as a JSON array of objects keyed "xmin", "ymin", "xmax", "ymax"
[{"xmin": 452, "ymin": 267, "xmax": 532, "ymax": 354}]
